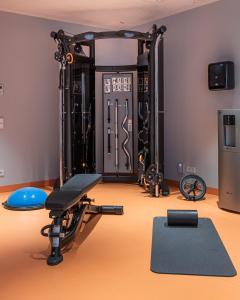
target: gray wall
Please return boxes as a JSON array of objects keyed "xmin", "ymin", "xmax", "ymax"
[
  {"xmin": 0, "ymin": 11, "xmax": 137, "ymax": 186},
  {"xmin": 136, "ymin": 0, "xmax": 240, "ymax": 188},
  {"xmin": 0, "ymin": 12, "xmax": 58, "ymax": 186},
  {"xmin": 95, "ymin": 39, "xmax": 137, "ymax": 66}
]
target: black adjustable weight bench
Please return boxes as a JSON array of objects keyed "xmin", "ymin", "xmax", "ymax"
[{"xmin": 41, "ymin": 174, "xmax": 123, "ymax": 266}]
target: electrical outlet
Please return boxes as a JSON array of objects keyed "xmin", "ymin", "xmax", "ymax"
[
  {"xmin": 186, "ymin": 166, "xmax": 197, "ymax": 174},
  {"xmin": 0, "ymin": 83, "xmax": 4, "ymax": 96},
  {"xmin": 0, "ymin": 169, "xmax": 5, "ymax": 177},
  {"xmin": 0, "ymin": 117, "xmax": 4, "ymax": 129}
]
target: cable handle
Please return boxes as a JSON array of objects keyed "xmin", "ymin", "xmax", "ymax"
[{"xmin": 40, "ymin": 224, "xmax": 52, "ymax": 237}]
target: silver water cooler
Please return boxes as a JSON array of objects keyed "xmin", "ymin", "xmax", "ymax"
[{"xmin": 218, "ymin": 109, "xmax": 240, "ymax": 212}]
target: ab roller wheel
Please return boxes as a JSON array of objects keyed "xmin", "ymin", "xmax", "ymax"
[{"xmin": 179, "ymin": 174, "xmax": 206, "ymax": 201}]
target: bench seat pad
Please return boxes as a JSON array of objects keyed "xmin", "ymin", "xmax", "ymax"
[{"xmin": 45, "ymin": 174, "xmax": 102, "ymax": 211}]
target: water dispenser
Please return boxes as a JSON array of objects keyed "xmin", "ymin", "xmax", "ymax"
[{"xmin": 218, "ymin": 110, "xmax": 240, "ymax": 212}]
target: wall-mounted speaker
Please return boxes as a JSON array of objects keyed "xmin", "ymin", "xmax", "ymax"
[{"xmin": 208, "ymin": 61, "xmax": 235, "ymax": 91}]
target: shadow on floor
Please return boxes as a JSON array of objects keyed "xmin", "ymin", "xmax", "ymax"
[{"xmin": 29, "ymin": 214, "xmax": 102, "ymax": 262}]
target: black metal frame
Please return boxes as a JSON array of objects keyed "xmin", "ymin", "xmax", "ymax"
[
  {"xmin": 136, "ymin": 25, "xmax": 169, "ymax": 196},
  {"xmin": 96, "ymin": 65, "xmax": 137, "ymax": 72},
  {"xmin": 51, "ymin": 24, "xmax": 168, "ymax": 197},
  {"xmin": 41, "ymin": 194, "xmax": 123, "ymax": 266}
]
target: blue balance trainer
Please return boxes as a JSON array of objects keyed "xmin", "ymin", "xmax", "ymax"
[{"xmin": 3, "ymin": 187, "xmax": 48, "ymax": 211}]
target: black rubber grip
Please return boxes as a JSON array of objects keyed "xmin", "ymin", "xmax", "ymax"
[
  {"xmin": 99, "ymin": 206, "xmax": 124, "ymax": 215},
  {"xmin": 167, "ymin": 210, "xmax": 198, "ymax": 227},
  {"xmin": 107, "ymin": 128, "xmax": 111, "ymax": 154},
  {"xmin": 107, "ymin": 100, "xmax": 111, "ymax": 123}
]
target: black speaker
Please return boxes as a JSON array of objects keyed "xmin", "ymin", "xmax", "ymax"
[{"xmin": 208, "ymin": 61, "xmax": 235, "ymax": 91}]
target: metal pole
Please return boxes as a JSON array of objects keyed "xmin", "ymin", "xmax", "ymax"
[
  {"xmin": 59, "ymin": 63, "xmax": 65, "ymax": 187},
  {"xmin": 81, "ymin": 72, "xmax": 86, "ymax": 143},
  {"xmin": 154, "ymin": 33, "xmax": 163, "ymax": 197},
  {"xmin": 115, "ymin": 99, "xmax": 119, "ymax": 173}
]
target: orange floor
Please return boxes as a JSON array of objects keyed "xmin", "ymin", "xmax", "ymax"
[{"xmin": 0, "ymin": 183, "xmax": 239, "ymax": 300}]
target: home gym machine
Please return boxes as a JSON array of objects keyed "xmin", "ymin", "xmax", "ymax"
[{"xmin": 51, "ymin": 24, "xmax": 169, "ymax": 197}]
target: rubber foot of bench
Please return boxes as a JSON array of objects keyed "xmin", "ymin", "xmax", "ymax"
[{"xmin": 47, "ymin": 254, "xmax": 63, "ymax": 266}]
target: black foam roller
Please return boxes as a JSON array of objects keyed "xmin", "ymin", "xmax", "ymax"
[{"xmin": 167, "ymin": 210, "xmax": 198, "ymax": 227}]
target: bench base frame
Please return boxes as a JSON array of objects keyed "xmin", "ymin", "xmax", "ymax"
[{"xmin": 41, "ymin": 195, "xmax": 123, "ymax": 266}]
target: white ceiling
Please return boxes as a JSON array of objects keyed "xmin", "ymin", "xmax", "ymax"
[{"xmin": 0, "ymin": 0, "xmax": 220, "ymax": 29}]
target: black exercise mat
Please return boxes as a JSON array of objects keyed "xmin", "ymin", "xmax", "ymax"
[{"xmin": 151, "ymin": 217, "xmax": 237, "ymax": 277}]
